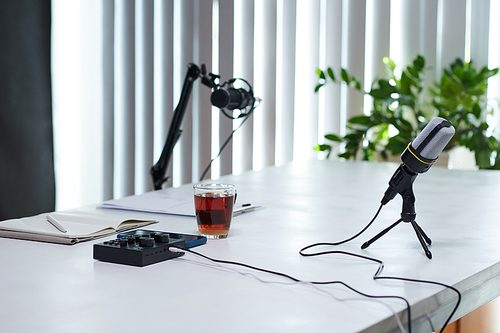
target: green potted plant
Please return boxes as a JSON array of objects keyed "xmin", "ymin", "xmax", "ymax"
[{"xmin": 315, "ymin": 55, "xmax": 500, "ymax": 169}]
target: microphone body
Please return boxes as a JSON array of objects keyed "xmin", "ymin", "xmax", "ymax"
[
  {"xmin": 381, "ymin": 117, "xmax": 455, "ymax": 205},
  {"xmin": 211, "ymin": 87, "xmax": 254, "ymax": 110}
]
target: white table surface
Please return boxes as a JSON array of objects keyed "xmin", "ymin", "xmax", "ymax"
[{"xmin": 1, "ymin": 159, "xmax": 500, "ymax": 333}]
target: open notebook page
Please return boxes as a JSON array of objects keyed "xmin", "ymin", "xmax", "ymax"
[{"xmin": 0, "ymin": 210, "xmax": 157, "ymax": 238}]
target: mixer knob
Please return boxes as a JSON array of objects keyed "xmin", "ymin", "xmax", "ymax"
[
  {"xmin": 154, "ymin": 233, "xmax": 169, "ymax": 243},
  {"xmin": 145, "ymin": 237, "xmax": 154, "ymax": 247},
  {"xmin": 140, "ymin": 237, "xmax": 154, "ymax": 247}
]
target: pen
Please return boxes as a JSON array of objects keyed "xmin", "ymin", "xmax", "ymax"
[
  {"xmin": 240, "ymin": 206, "xmax": 255, "ymax": 213},
  {"xmin": 234, "ymin": 204, "xmax": 255, "ymax": 215},
  {"xmin": 46, "ymin": 214, "xmax": 67, "ymax": 233}
]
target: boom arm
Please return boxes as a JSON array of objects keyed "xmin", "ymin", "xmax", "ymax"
[{"xmin": 150, "ymin": 63, "xmax": 201, "ymax": 190}]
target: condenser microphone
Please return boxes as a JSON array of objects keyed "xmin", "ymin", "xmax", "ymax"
[
  {"xmin": 401, "ymin": 117, "xmax": 456, "ymax": 174},
  {"xmin": 381, "ymin": 117, "xmax": 455, "ymax": 205},
  {"xmin": 210, "ymin": 87, "xmax": 255, "ymax": 110}
]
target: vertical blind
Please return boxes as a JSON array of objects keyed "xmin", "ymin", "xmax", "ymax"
[{"xmin": 52, "ymin": 0, "xmax": 500, "ymax": 211}]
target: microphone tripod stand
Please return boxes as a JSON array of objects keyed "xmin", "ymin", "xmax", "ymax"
[{"xmin": 361, "ymin": 167, "xmax": 433, "ymax": 259}]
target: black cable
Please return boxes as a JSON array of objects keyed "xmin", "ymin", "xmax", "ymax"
[
  {"xmin": 373, "ymin": 276, "xmax": 461, "ymax": 333},
  {"xmin": 199, "ymin": 100, "xmax": 259, "ymax": 181},
  {"xmin": 168, "ymin": 193, "xmax": 460, "ymax": 332},
  {"xmin": 299, "ymin": 247, "xmax": 461, "ymax": 333},
  {"xmin": 298, "ymin": 204, "xmax": 462, "ymax": 333},
  {"xmin": 171, "ymin": 246, "xmax": 413, "ymax": 333},
  {"xmin": 300, "ymin": 203, "xmax": 384, "ymax": 252}
]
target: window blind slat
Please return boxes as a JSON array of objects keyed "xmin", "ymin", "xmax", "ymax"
[
  {"xmin": 174, "ymin": 0, "xmax": 194, "ymax": 186},
  {"xmin": 343, "ymin": 0, "xmax": 366, "ymax": 120},
  {"xmin": 397, "ymin": 0, "xmax": 420, "ymax": 68},
  {"xmin": 437, "ymin": 0, "xmax": 466, "ymax": 76},
  {"xmin": 255, "ymin": 0, "xmax": 277, "ymax": 168},
  {"xmin": 366, "ymin": 0, "xmax": 389, "ymax": 77},
  {"xmin": 322, "ymin": 0, "xmax": 342, "ymax": 141},
  {"xmin": 364, "ymin": 0, "xmax": 389, "ymax": 120},
  {"xmin": 193, "ymin": 0, "xmax": 213, "ymax": 181},
  {"xmin": 292, "ymin": 0, "xmax": 319, "ymax": 162},
  {"xmin": 420, "ymin": 0, "xmax": 438, "ymax": 83},
  {"xmin": 80, "ymin": 2, "xmax": 105, "ymax": 205},
  {"xmin": 218, "ymin": 0, "xmax": 235, "ymax": 177},
  {"xmin": 277, "ymin": 0, "xmax": 296, "ymax": 165},
  {"xmin": 135, "ymin": 0, "xmax": 154, "ymax": 194},
  {"xmin": 153, "ymin": 0, "xmax": 174, "ymax": 188},
  {"xmin": 103, "ymin": 0, "xmax": 115, "ymax": 200},
  {"xmin": 470, "ymin": 0, "xmax": 491, "ymax": 68},
  {"xmin": 488, "ymin": 0, "xmax": 500, "ymax": 127},
  {"xmin": 233, "ymin": 0, "xmax": 255, "ymax": 174},
  {"xmin": 114, "ymin": 0, "xmax": 136, "ymax": 198}
]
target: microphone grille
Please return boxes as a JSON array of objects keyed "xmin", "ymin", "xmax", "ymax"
[{"xmin": 411, "ymin": 117, "xmax": 455, "ymax": 160}]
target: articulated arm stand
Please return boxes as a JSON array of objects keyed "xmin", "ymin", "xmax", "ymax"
[
  {"xmin": 150, "ymin": 63, "xmax": 201, "ymax": 190},
  {"xmin": 362, "ymin": 185, "xmax": 433, "ymax": 259},
  {"xmin": 150, "ymin": 62, "xmax": 253, "ymax": 190}
]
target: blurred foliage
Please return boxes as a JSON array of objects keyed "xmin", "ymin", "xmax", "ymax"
[{"xmin": 315, "ymin": 55, "xmax": 500, "ymax": 169}]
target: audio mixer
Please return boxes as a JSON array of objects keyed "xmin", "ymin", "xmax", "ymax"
[{"xmin": 93, "ymin": 230, "xmax": 206, "ymax": 267}]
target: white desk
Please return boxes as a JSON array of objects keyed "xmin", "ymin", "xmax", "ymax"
[{"xmin": 1, "ymin": 160, "xmax": 500, "ymax": 332}]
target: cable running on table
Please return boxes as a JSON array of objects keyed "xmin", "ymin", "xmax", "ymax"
[{"xmin": 298, "ymin": 203, "xmax": 462, "ymax": 333}]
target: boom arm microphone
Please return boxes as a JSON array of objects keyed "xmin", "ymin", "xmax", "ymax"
[
  {"xmin": 381, "ymin": 117, "xmax": 455, "ymax": 205},
  {"xmin": 210, "ymin": 78, "xmax": 256, "ymax": 112}
]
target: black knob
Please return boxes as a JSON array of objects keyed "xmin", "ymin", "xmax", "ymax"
[
  {"xmin": 154, "ymin": 233, "xmax": 169, "ymax": 243},
  {"xmin": 140, "ymin": 237, "xmax": 154, "ymax": 247},
  {"xmin": 145, "ymin": 237, "xmax": 154, "ymax": 247},
  {"xmin": 159, "ymin": 234, "xmax": 169, "ymax": 243}
]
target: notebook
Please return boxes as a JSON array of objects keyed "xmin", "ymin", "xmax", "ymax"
[
  {"xmin": 0, "ymin": 210, "xmax": 158, "ymax": 245},
  {"xmin": 99, "ymin": 191, "xmax": 258, "ymax": 216}
]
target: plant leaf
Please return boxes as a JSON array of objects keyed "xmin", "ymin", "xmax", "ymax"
[
  {"xmin": 413, "ymin": 55, "xmax": 425, "ymax": 70},
  {"xmin": 369, "ymin": 88, "xmax": 391, "ymax": 99},
  {"xmin": 324, "ymin": 134, "xmax": 342, "ymax": 142},
  {"xmin": 327, "ymin": 67, "xmax": 335, "ymax": 81},
  {"xmin": 341, "ymin": 68, "xmax": 351, "ymax": 84},
  {"xmin": 348, "ymin": 115, "xmax": 371, "ymax": 125},
  {"xmin": 378, "ymin": 79, "xmax": 398, "ymax": 94},
  {"xmin": 314, "ymin": 144, "xmax": 332, "ymax": 152},
  {"xmin": 317, "ymin": 68, "xmax": 326, "ymax": 79},
  {"xmin": 383, "ymin": 57, "xmax": 396, "ymax": 72}
]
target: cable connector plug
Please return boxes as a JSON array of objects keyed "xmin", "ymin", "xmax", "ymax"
[{"xmin": 168, "ymin": 246, "xmax": 185, "ymax": 254}]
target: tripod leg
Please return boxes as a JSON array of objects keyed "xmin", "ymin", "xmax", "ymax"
[
  {"xmin": 412, "ymin": 221, "xmax": 431, "ymax": 245},
  {"xmin": 361, "ymin": 219, "xmax": 403, "ymax": 250},
  {"xmin": 410, "ymin": 221, "xmax": 432, "ymax": 259}
]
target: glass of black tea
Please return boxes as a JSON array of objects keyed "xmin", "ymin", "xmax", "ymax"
[{"xmin": 193, "ymin": 183, "xmax": 236, "ymax": 239}]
